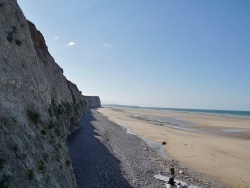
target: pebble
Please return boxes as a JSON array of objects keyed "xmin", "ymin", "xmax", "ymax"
[{"xmin": 179, "ymin": 170, "xmax": 184, "ymax": 174}]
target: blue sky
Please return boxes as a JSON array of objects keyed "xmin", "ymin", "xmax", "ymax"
[{"xmin": 18, "ymin": 0, "xmax": 250, "ymax": 110}]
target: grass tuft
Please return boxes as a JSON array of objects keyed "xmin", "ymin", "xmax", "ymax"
[
  {"xmin": 27, "ymin": 170, "xmax": 34, "ymax": 180},
  {"xmin": 12, "ymin": 145, "xmax": 18, "ymax": 152},
  {"xmin": 0, "ymin": 158, "xmax": 5, "ymax": 169},
  {"xmin": 40, "ymin": 130, "xmax": 46, "ymax": 135},
  {"xmin": 26, "ymin": 110, "xmax": 39, "ymax": 125},
  {"xmin": 15, "ymin": 40, "xmax": 21, "ymax": 46},
  {"xmin": 66, "ymin": 160, "xmax": 70, "ymax": 167},
  {"xmin": 0, "ymin": 174, "xmax": 10, "ymax": 188}
]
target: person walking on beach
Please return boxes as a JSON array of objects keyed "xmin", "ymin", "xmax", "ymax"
[{"xmin": 166, "ymin": 175, "xmax": 176, "ymax": 188}]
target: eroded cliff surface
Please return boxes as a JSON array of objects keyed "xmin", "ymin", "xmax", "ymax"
[
  {"xmin": 0, "ymin": 0, "xmax": 88, "ymax": 187},
  {"xmin": 82, "ymin": 96, "xmax": 101, "ymax": 109}
]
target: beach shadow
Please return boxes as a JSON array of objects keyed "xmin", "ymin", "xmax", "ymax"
[{"xmin": 67, "ymin": 110, "xmax": 131, "ymax": 188}]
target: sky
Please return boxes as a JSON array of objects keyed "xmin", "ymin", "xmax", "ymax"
[{"xmin": 18, "ymin": 0, "xmax": 250, "ymax": 110}]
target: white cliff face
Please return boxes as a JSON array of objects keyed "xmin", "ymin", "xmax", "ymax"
[
  {"xmin": 0, "ymin": 1, "xmax": 88, "ymax": 187},
  {"xmin": 82, "ymin": 96, "xmax": 101, "ymax": 109}
]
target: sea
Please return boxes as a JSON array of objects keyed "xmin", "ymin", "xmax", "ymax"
[
  {"xmin": 142, "ymin": 107, "xmax": 250, "ymax": 117},
  {"xmin": 104, "ymin": 104, "xmax": 250, "ymax": 117}
]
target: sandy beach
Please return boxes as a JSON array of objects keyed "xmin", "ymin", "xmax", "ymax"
[
  {"xmin": 68, "ymin": 109, "xmax": 222, "ymax": 187},
  {"xmin": 98, "ymin": 107, "xmax": 250, "ymax": 188}
]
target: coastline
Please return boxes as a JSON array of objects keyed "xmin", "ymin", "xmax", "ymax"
[
  {"xmin": 141, "ymin": 107, "xmax": 250, "ymax": 117},
  {"xmin": 98, "ymin": 107, "xmax": 250, "ymax": 187},
  {"xmin": 69, "ymin": 109, "xmax": 221, "ymax": 187}
]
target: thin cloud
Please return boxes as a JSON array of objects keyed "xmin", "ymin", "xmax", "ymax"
[
  {"xmin": 54, "ymin": 36, "xmax": 59, "ymax": 40},
  {"xmin": 103, "ymin": 42, "xmax": 113, "ymax": 48},
  {"xmin": 67, "ymin": 42, "xmax": 76, "ymax": 47}
]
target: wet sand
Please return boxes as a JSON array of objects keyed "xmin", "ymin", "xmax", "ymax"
[{"xmin": 98, "ymin": 107, "xmax": 250, "ymax": 188}]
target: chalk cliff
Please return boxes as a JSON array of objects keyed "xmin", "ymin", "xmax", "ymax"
[
  {"xmin": 0, "ymin": 0, "xmax": 98, "ymax": 187},
  {"xmin": 82, "ymin": 96, "xmax": 101, "ymax": 109}
]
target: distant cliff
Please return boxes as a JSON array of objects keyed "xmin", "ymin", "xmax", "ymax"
[
  {"xmin": 83, "ymin": 96, "xmax": 101, "ymax": 108},
  {"xmin": 0, "ymin": 0, "xmax": 98, "ymax": 187}
]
